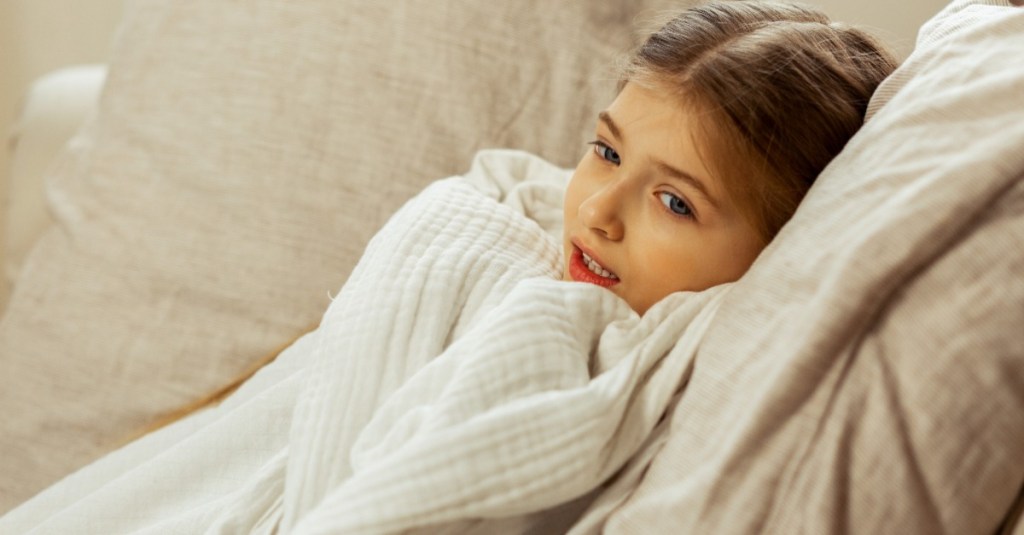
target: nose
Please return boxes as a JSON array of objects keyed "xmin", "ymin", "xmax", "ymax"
[{"xmin": 578, "ymin": 181, "xmax": 625, "ymax": 241}]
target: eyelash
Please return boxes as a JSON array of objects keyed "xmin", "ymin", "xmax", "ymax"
[
  {"xmin": 658, "ymin": 192, "xmax": 696, "ymax": 220},
  {"xmin": 588, "ymin": 140, "xmax": 620, "ymax": 165},
  {"xmin": 587, "ymin": 139, "xmax": 696, "ymax": 221}
]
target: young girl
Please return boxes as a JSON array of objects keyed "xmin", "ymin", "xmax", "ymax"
[
  {"xmin": 2, "ymin": 2, "xmax": 896, "ymax": 532},
  {"xmin": 563, "ymin": 1, "xmax": 896, "ymax": 314}
]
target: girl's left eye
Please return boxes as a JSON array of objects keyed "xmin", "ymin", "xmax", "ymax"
[
  {"xmin": 658, "ymin": 192, "xmax": 695, "ymax": 219},
  {"xmin": 588, "ymin": 140, "xmax": 621, "ymax": 165}
]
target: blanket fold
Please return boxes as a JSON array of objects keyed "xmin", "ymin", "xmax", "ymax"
[{"xmin": 1, "ymin": 149, "xmax": 729, "ymax": 534}]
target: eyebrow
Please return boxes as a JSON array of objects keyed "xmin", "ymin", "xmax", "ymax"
[
  {"xmin": 598, "ymin": 111, "xmax": 623, "ymax": 141},
  {"xmin": 653, "ymin": 160, "xmax": 720, "ymax": 210},
  {"xmin": 598, "ymin": 110, "xmax": 721, "ymax": 210}
]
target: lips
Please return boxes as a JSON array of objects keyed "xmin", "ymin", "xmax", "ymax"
[{"xmin": 568, "ymin": 242, "xmax": 620, "ymax": 288}]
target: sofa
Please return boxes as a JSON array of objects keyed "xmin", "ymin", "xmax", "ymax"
[{"xmin": 2, "ymin": 0, "xmax": 1022, "ymax": 532}]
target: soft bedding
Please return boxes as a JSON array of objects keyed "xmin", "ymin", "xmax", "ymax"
[{"xmin": 0, "ymin": 150, "xmax": 729, "ymax": 533}]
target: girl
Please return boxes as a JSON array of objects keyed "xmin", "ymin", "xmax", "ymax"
[
  {"xmin": 563, "ymin": 1, "xmax": 896, "ymax": 314},
  {"xmin": 2, "ymin": 2, "xmax": 896, "ymax": 532}
]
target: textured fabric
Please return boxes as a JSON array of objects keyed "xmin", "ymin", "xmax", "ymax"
[
  {"xmin": 0, "ymin": 0, "xmax": 680, "ymax": 511},
  {"xmin": 597, "ymin": 1, "xmax": 1024, "ymax": 533},
  {"xmin": 0, "ymin": 150, "xmax": 728, "ymax": 534}
]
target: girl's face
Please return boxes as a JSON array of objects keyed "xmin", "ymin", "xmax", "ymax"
[{"xmin": 562, "ymin": 82, "xmax": 765, "ymax": 315}]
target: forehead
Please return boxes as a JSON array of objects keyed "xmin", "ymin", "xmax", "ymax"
[
  {"xmin": 609, "ymin": 83, "xmax": 709, "ymax": 146},
  {"xmin": 603, "ymin": 83, "xmax": 719, "ymax": 185}
]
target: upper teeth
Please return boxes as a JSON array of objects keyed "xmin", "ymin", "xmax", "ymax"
[{"xmin": 582, "ymin": 252, "xmax": 618, "ymax": 279}]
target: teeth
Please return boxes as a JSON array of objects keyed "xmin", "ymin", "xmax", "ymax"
[{"xmin": 581, "ymin": 251, "xmax": 618, "ymax": 279}]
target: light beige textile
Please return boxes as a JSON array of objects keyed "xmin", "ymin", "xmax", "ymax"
[
  {"xmin": 0, "ymin": 0, "xmax": 678, "ymax": 512},
  {"xmin": 596, "ymin": 1, "xmax": 1024, "ymax": 533},
  {"xmin": 0, "ymin": 150, "xmax": 727, "ymax": 534}
]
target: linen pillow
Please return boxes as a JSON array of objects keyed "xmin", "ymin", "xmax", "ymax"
[
  {"xmin": 599, "ymin": 1, "xmax": 1024, "ymax": 533},
  {"xmin": 0, "ymin": 0, "xmax": 677, "ymax": 511}
]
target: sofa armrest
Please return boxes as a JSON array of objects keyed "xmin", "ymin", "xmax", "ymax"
[{"xmin": 3, "ymin": 65, "xmax": 107, "ymax": 307}]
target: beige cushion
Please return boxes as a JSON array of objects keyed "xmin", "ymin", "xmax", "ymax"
[
  {"xmin": 0, "ymin": 0, "xmax": 678, "ymax": 511},
  {"xmin": 2, "ymin": 66, "xmax": 107, "ymax": 313},
  {"xmin": 602, "ymin": 1, "xmax": 1024, "ymax": 533}
]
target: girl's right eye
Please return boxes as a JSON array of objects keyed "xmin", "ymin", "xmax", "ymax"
[{"xmin": 588, "ymin": 140, "xmax": 621, "ymax": 166}]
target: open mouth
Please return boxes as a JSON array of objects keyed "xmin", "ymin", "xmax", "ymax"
[{"xmin": 568, "ymin": 245, "xmax": 620, "ymax": 288}]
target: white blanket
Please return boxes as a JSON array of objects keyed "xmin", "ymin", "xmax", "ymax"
[{"xmin": 1, "ymin": 150, "xmax": 728, "ymax": 534}]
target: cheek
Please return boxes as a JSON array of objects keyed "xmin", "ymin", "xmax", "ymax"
[
  {"xmin": 633, "ymin": 229, "xmax": 742, "ymax": 294},
  {"xmin": 718, "ymin": 237, "xmax": 764, "ymax": 281},
  {"xmin": 702, "ymin": 222, "xmax": 765, "ymax": 280},
  {"xmin": 640, "ymin": 235, "xmax": 697, "ymax": 283},
  {"xmin": 676, "ymin": 231, "xmax": 763, "ymax": 289}
]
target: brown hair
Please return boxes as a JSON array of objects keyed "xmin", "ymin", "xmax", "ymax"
[{"xmin": 624, "ymin": 1, "xmax": 898, "ymax": 241}]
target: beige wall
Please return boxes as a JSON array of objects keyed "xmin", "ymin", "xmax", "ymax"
[{"xmin": 812, "ymin": 0, "xmax": 949, "ymax": 57}]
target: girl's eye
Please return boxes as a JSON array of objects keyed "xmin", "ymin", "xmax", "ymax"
[
  {"xmin": 658, "ymin": 192, "xmax": 695, "ymax": 219},
  {"xmin": 588, "ymin": 140, "xmax": 621, "ymax": 165}
]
